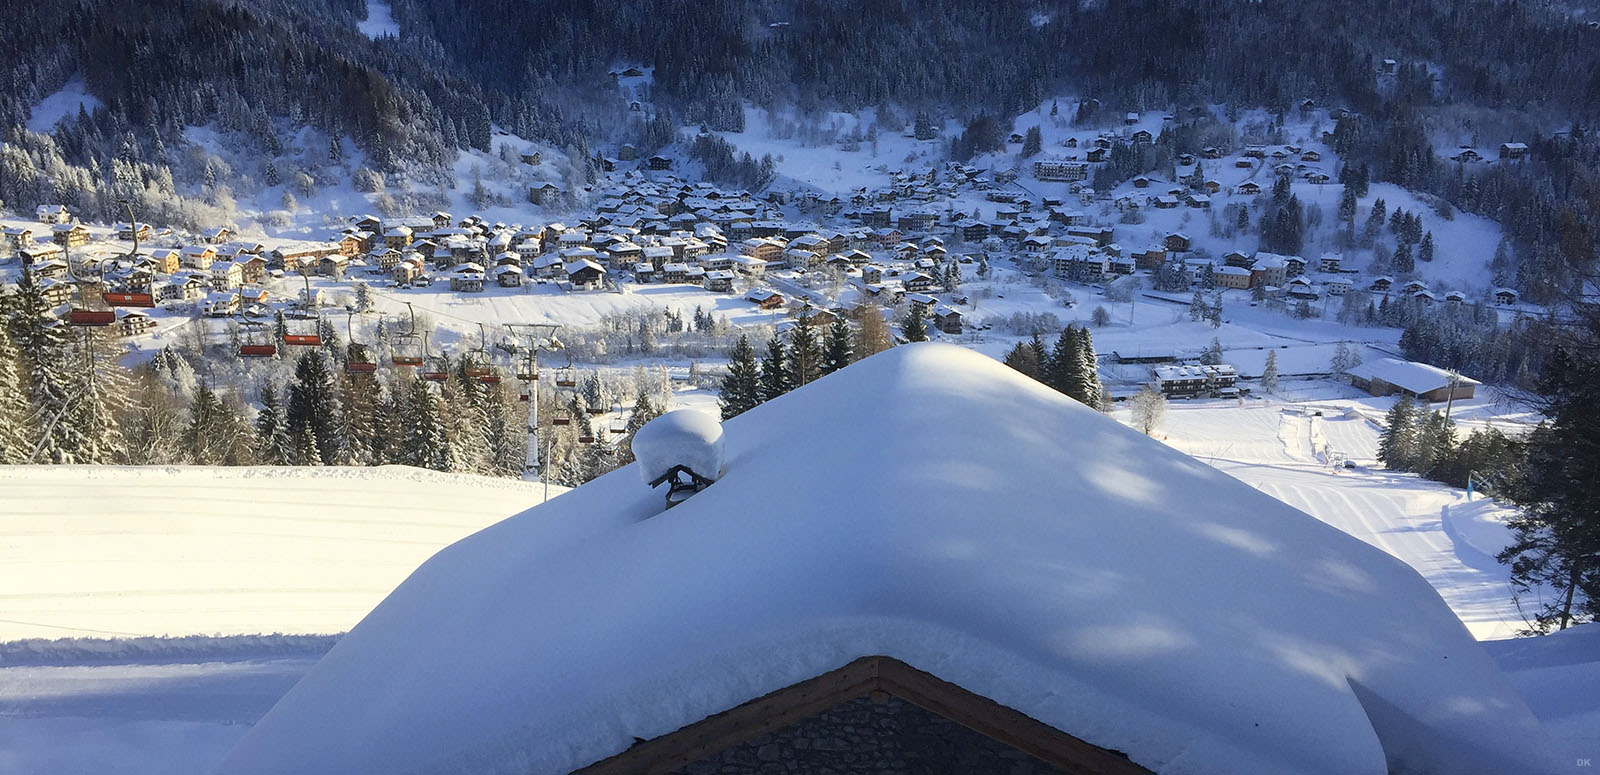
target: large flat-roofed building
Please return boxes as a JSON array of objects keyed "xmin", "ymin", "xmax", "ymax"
[{"xmin": 1347, "ymin": 358, "xmax": 1478, "ymax": 402}]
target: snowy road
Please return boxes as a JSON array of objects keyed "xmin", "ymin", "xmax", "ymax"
[{"xmin": 0, "ymin": 654, "xmax": 318, "ymax": 774}]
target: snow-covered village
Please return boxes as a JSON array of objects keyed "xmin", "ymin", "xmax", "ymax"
[{"xmin": 1, "ymin": 1, "xmax": 1598, "ymax": 773}]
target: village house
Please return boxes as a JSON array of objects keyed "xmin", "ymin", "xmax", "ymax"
[
  {"xmin": 20, "ymin": 242, "xmax": 65, "ymax": 267},
  {"xmin": 1494, "ymin": 288, "xmax": 1518, "ymax": 305},
  {"xmin": 1318, "ymin": 252, "xmax": 1342, "ymax": 273},
  {"xmin": 1285, "ymin": 277, "xmax": 1319, "ymax": 300},
  {"xmin": 115, "ymin": 222, "xmax": 152, "ymax": 242},
  {"xmin": 35, "ymin": 276, "xmax": 76, "ymax": 306},
  {"xmin": 181, "ymin": 245, "xmax": 217, "ymax": 271},
  {"xmin": 1237, "ymin": 181, "xmax": 1261, "ymax": 196},
  {"xmin": 117, "ymin": 310, "xmax": 157, "ymax": 337},
  {"xmin": 1370, "ymin": 276, "xmax": 1394, "ymax": 292},
  {"xmin": 933, "ymin": 305, "xmax": 964, "ymax": 334},
  {"xmin": 745, "ymin": 288, "xmax": 785, "ymax": 309},
  {"xmin": 703, "ymin": 270, "xmax": 734, "ymax": 292},
  {"xmin": 1499, "ymin": 142, "xmax": 1529, "ymax": 161},
  {"xmin": 36, "ymin": 204, "xmax": 71, "ymax": 224},
  {"xmin": 565, "ymin": 259, "xmax": 606, "ymax": 290},
  {"xmin": 1164, "ymin": 232, "xmax": 1192, "ymax": 252},
  {"xmin": 203, "ymin": 292, "xmax": 241, "ymax": 317},
  {"xmin": 51, "ymin": 223, "xmax": 90, "ymax": 248},
  {"xmin": 495, "ymin": 264, "xmax": 525, "ymax": 288},
  {"xmin": 450, "ymin": 264, "xmax": 485, "ymax": 292},
  {"xmin": 1214, "ymin": 265, "xmax": 1253, "ymax": 290},
  {"xmin": 210, "ymin": 260, "xmax": 243, "ymax": 291},
  {"xmin": 902, "ymin": 272, "xmax": 937, "ymax": 292}
]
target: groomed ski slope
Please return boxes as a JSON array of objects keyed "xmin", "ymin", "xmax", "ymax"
[
  {"xmin": 0, "ymin": 465, "xmax": 560, "ymax": 640},
  {"xmin": 1144, "ymin": 401, "xmax": 1526, "ymax": 640}
]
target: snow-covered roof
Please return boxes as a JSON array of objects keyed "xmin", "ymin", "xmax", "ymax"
[
  {"xmin": 1346, "ymin": 357, "xmax": 1481, "ymax": 394},
  {"xmin": 222, "ymin": 345, "xmax": 1549, "ymax": 775}
]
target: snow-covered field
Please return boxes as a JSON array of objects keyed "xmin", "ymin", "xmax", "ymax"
[{"xmin": 0, "ymin": 465, "xmax": 560, "ymax": 641}]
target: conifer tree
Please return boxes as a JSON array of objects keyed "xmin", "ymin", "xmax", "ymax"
[
  {"xmin": 395, "ymin": 378, "xmax": 452, "ymax": 471},
  {"xmin": 822, "ymin": 315, "xmax": 853, "ymax": 375},
  {"xmin": 1261, "ymin": 350, "xmax": 1280, "ymax": 393},
  {"xmin": 0, "ymin": 321, "xmax": 31, "ymax": 463},
  {"xmin": 286, "ymin": 351, "xmax": 345, "ymax": 465},
  {"xmin": 759, "ymin": 335, "xmax": 790, "ymax": 401},
  {"xmin": 1044, "ymin": 326, "xmax": 1084, "ymax": 399},
  {"xmin": 1075, "ymin": 326, "xmax": 1102, "ymax": 409},
  {"xmin": 255, "ymin": 384, "xmax": 294, "ymax": 464},
  {"xmin": 11, "ymin": 268, "xmax": 87, "ymax": 463},
  {"xmin": 1377, "ymin": 395, "xmax": 1418, "ymax": 471},
  {"xmin": 719, "ymin": 335, "xmax": 763, "ymax": 419},
  {"xmin": 903, "ymin": 304, "xmax": 929, "ymax": 342},
  {"xmin": 1419, "ymin": 231, "xmax": 1435, "ymax": 263},
  {"xmin": 1003, "ymin": 340, "xmax": 1041, "ymax": 381},
  {"xmin": 787, "ymin": 318, "xmax": 823, "ymax": 387}
]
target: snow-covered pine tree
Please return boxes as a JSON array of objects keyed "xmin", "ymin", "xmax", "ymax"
[
  {"xmin": 446, "ymin": 361, "xmax": 492, "ymax": 474},
  {"xmin": 286, "ymin": 351, "xmax": 345, "ymax": 465},
  {"xmin": 759, "ymin": 335, "xmax": 790, "ymax": 401},
  {"xmin": 339, "ymin": 371, "xmax": 378, "ymax": 466},
  {"xmin": 294, "ymin": 426, "xmax": 323, "ymax": 467},
  {"xmin": 902, "ymin": 304, "xmax": 929, "ymax": 342},
  {"xmin": 719, "ymin": 334, "xmax": 763, "ymax": 419},
  {"xmin": 1002, "ymin": 340, "xmax": 1041, "ymax": 381},
  {"xmin": 395, "ymin": 378, "xmax": 452, "ymax": 471},
  {"xmin": 822, "ymin": 315, "xmax": 853, "ymax": 375},
  {"xmin": 483, "ymin": 382, "xmax": 523, "ymax": 478},
  {"xmin": 11, "ymin": 268, "xmax": 92, "ymax": 463},
  {"xmin": 787, "ymin": 317, "xmax": 823, "ymax": 387},
  {"xmin": 1044, "ymin": 326, "xmax": 1084, "ymax": 400},
  {"xmin": 1329, "ymin": 342, "xmax": 1354, "ymax": 377},
  {"xmin": 1075, "ymin": 326, "xmax": 1102, "ymax": 409},
  {"xmin": 1377, "ymin": 395, "xmax": 1418, "ymax": 471},
  {"xmin": 0, "ymin": 319, "xmax": 31, "ymax": 463},
  {"xmin": 184, "ymin": 383, "xmax": 254, "ymax": 465},
  {"xmin": 1261, "ymin": 350, "xmax": 1280, "ymax": 393},
  {"xmin": 255, "ymin": 384, "xmax": 294, "ymax": 464}
]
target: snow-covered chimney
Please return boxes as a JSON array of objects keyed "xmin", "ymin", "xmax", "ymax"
[{"xmin": 633, "ymin": 410, "xmax": 725, "ymax": 508}]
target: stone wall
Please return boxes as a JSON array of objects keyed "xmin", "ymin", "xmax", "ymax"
[{"xmin": 670, "ymin": 694, "xmax": 1068, "ymax": 775}]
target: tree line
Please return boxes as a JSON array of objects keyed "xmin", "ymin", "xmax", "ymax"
[
  {"xmin": 1000, "ymin": 326, "xmax": 1105, "ymax": 409},
  {"xmin": 718, "ymin": 306, "xmax": 893, "ymax": 419}
]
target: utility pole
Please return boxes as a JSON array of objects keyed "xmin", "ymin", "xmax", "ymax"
[
  {"xmin": 505, "ymin": 323, "xmax": 560, "ymax": 500},
  {"xmin": 1442, "ymin": 369, "xmax": 1461, "ymax": 424}
]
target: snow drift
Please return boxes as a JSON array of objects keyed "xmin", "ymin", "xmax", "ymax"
[{"xmin": 219, "ymin": 343, "xmax": 1554, "ymax": 775}]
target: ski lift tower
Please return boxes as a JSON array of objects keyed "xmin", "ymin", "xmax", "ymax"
[{"xmin": 505, "ymin": 323, "xmax": 561, "ymax": 496}]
